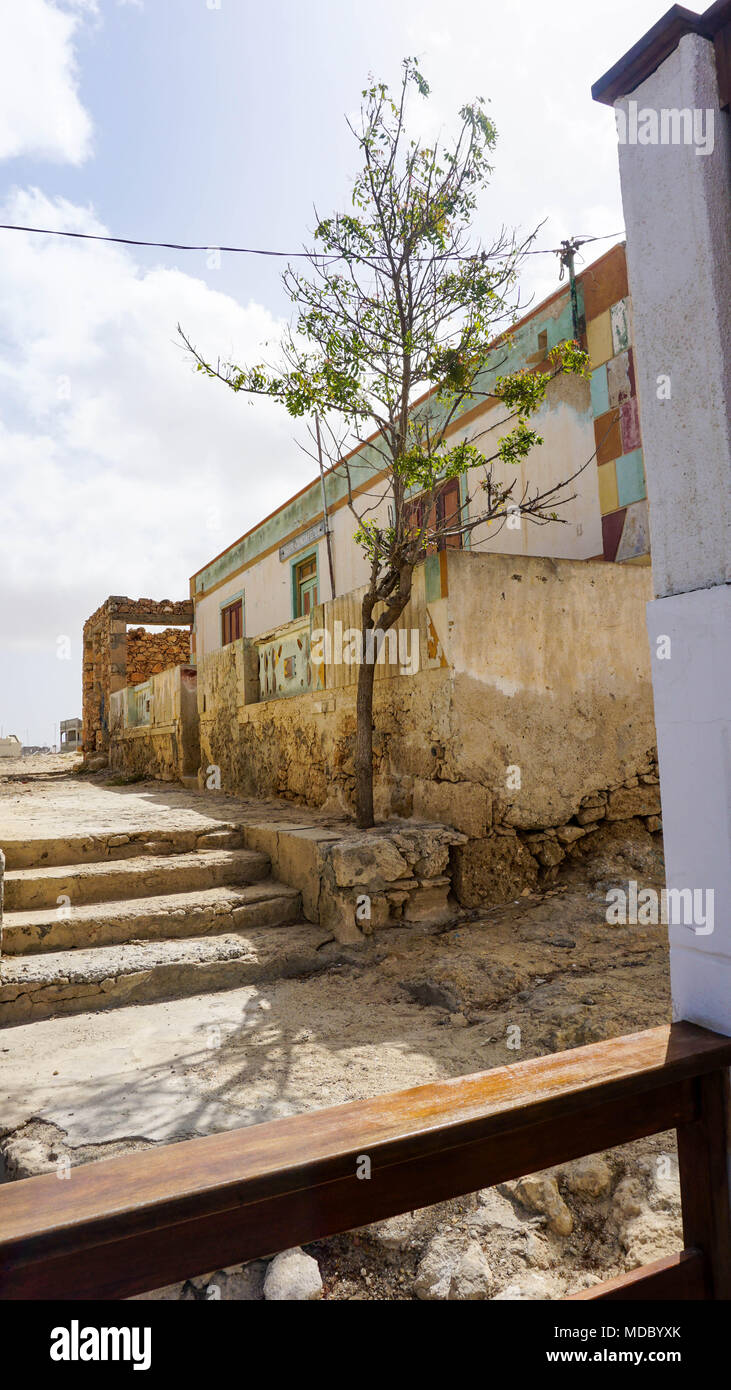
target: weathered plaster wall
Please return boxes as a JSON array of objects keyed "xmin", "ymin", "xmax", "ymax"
[
  {"xmin": 616, "ymin": 34, "xmax": 730, "ymax": 597},
  {"xmin": 611, "ymin": 30, "xmax": 731, "ymax": 1033},
  {"xmin": 110, "ymin": 665, "xmax": 200, "ymax": 782},
  {"xmin": 442, "ymin": 551, "xmax": 655, "ymax": 827},
  {"xmin": 196, "ymin": 550, "xmax": 657, "ymax": 905},
  {"xmin": 452, "ymin": 373, "xmax": 602, "ymax": 563}
]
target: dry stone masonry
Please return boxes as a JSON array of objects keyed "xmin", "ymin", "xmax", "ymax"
[
  {"xmin": 125, "ymin": 628, "xmax": 192, "ymax": 686},
  {"xmin": 451, "ymin": 749, "xmax": 662, "ymax": 908},
  {"xmin": 82, "ymin": 596, "xmax": 192, "ymax": 756}
]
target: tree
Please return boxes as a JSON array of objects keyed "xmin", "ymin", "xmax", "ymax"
[{"xmin": 180, "ymin": 59, "xmax": 590, "ymax": 829}]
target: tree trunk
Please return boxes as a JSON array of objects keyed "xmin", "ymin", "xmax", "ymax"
[
  {"xmin": 353, "ymin": 563, "xmax": 414, "ymax": 828},
  {"xmin": 355, "ymin": 654, "xmax": 377, "ymax": 828}
]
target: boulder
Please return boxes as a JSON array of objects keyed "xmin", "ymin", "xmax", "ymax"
[
  {"xmin": 143, "ymin": 1261, "xmax": 268, "ymax": 1301},
  {"xmin": 512, "ymin": 1174, "xmax": 573, "ymax": 1236},
  {"xmin": 561, "ymin": 1155, "xmax": 613, "ymax": 1200},
  {"xmin": 471, "ymin": 1187, "xmax": 527, "ymax": 1234},
  {"xmin": 263, "ymin": 1248, "xmax": 323, "ymax": 1301},
  {"xmin": 391, "ymin": 824, "xmax": 466, "ymax": 877},
  {"xmin": 414, "ymin": 1236, "xmax": 492, "ymax": 1300},
  {"xmin": 451, "ymin": 834, "xmax": 539, "ymax": 908}
]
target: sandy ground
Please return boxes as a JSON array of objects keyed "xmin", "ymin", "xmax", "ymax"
[{"xmin": 0, "ymin": 757, "xmax": 674, "ymax": 1299}]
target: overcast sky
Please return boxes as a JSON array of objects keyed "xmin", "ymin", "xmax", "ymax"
[{"xmin": 0, "ymin": 0, "xmax": 668, "ymax": 744}]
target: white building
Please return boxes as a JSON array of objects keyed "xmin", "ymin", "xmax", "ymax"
[{"xmin": 190, "ymin": 244, "xmax": 651, "ymax": 665}]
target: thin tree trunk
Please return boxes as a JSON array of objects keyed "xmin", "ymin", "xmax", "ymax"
[
  {"xmin": 353, "ymin": 564, "xmax": 413, "ymax": 829},
  {"xmin": 355, "ymin": 654, "xmax": 377, "ymax": 828},
  {"xmin": 355, "ymin": 586, "xmax": 377, "ymax": 828}
]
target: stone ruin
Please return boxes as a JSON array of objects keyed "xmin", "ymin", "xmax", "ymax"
[{"xmin": 82, "ymin": 596, "xmax": 193, "ymax": 756}]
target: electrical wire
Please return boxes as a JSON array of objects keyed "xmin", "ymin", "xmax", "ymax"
[{"xmin": 0, "ymin": 223, "xmax": 625, "ymax": 260}]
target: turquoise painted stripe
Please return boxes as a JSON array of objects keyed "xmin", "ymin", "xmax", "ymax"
[
  {"xmin": 590, "ymin": 364, "xmax": 609, "ymax": 417},
  {"xmin": 616, "ymin": 448, "xmax": 646, "ymax": 506}
]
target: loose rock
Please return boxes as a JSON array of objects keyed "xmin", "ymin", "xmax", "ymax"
[
  {"xmin": 511, "ymin": 1174, "xmax": 573, "ymax": 1236},
  {"xmin": 263, "ymin": 1248, "xmax": 323, "ymax": 1301},
  {"xmin": 414, "ymin": 1236, "xmax": 493, "ymax": 1300}
]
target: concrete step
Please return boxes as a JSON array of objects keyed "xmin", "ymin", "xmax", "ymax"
[
  {"xmin": 3, "ymin": 849, "xmax": 269, "ymax": 912},
  {"xmin": 1, "ymin": 882, "xmax": 301, "ymax": 955},
  {"xmin": 0, "ymin": 826, "xmax": 243, "ymax": 871},
  {"xmin": 0, "ymin": 920, "xmax": 334, "ymax": 1026}
]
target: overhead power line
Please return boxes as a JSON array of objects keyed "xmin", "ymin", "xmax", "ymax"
[{"xmin": 0, "ymin": 223, "xmax": 625, "ymax": 261}]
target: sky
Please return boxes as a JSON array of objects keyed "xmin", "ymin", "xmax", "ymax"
[{"xmin": 0, "ymin": 0, "xmax": 670, "ymax": 745}]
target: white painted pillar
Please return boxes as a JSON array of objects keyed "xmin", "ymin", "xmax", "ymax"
[{"xmin": 604, "ymin": 30, "xmax": 731, "ymax": 1033}]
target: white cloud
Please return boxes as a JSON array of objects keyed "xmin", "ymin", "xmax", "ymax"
[
  {"xmin": 0, "ymin": 0, "xmax": 94, "ymax": 163},
  {"xmin": 0, "ymin": 189, "xmax": 308, "ymax": 675}
]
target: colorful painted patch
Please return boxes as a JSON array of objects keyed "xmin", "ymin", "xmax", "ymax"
[
  {"xmin": 580, "ymin": 245, "xmax": 629, "ymax": 321},
  {"xmin": 586, "ymin": 310, "xmax": 613, "ymax": 369},
  {"xmin": 607, "ymin": 350, "xmax": 634, "ymax": 408},
  {"xmin": 597, "ymin": 460, "xmax": 619, "ymax": 515},
  {"xmin": 594, "ymin": 409, "xmax": 622, "ymax": 467},
  {"xmin": 590, "ymin": 363, "xmax": 610, "ymax": 417},
  {"xmin": 620, "ymin": 398, "xmax": 642, "ymax": 453},
  {"xmin": 616, "ymin": 499, "xmax": 650, "ymax": 562},
  {"xmin": 610, "ymin": 297, "xmax": 631, "ymax": 354},
  {"xmin": 616, "ymin": 448, "xmax": 646, "ymax": 506},
  {"xmin": 601, "ymin": 508, "xmax": 627, "ymax": 561}
]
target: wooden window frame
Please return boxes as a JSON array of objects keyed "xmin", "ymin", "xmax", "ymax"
[
  {"xmin": 220, "ymin": 597, "xmax": 243, "ymax": 647},
  {"xmin": 404, "ymin": 476, "xmax": 464, "ymax": 552},
  {"xmin": 291, "ymin": 550, "xmax": 319, "ymax": 619}
]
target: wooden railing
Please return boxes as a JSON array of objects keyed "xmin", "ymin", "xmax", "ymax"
[{"xmin": 1, "ymin": 1023, "xmax": 729, "ymax": 1300}]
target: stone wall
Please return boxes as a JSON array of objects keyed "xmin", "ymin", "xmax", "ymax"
[
  {"xmin": 239, "ymin": 815, "xmax": 465, "ymax": 943},
  {"xmin": 126, "ymin": 628, "xmax": 191, "ymax": 685},
  {"xmin": 197, "ymin": 549, "xmax": 657, "ymax": 908},
  {"xmin": 110, "ymin": 665, "xmax": 200, "ymax": 782},
  {"xmin": 82, "ymin": 596, "xmax": 193, "ymax": 756}
]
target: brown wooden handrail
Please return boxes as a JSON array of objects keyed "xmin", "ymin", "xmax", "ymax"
[
  {"xmin": 567, "ymin": 1250, "xmax": 708, "ymax": 1300},
  {"xmin": 1, "ymin": 1022, "xmax": 729, "ymax": 1300}
]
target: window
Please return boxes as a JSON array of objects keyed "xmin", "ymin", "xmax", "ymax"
[
  {"xmin": 221, "ymin": 598, "xmax": 243, "ymax": 646},
  {"xmin": 404, "ymin": 477, "xmax": 463, "ymax": 552},
  {"xmin": 294, "ymin": 554, "xmax": 318, "ymax": 617}
]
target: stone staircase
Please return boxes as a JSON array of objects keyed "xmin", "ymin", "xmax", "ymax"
[{"xmin": 0, "ymin": 826, "xmax": 332, "ymax": 1026}]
